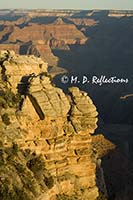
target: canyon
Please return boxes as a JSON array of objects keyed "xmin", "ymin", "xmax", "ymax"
[{"xmin": 0, "ymin": 9, "xmax": 133, "ymax": 200}]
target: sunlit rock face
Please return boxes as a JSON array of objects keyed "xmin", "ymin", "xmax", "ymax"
[
  {"xmin": 8, "ymin": 18, "xmax": 87, "ymax": 46},
  {"xmin": 0, "ymin": 51, "xmax": 104, "ymax": 200}
]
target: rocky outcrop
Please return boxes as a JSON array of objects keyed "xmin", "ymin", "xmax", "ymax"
[
  {"xmin": 95, "ymin": 125, "xmax": 133, "ymax": 199},
  {"xmin": 1, "ymin": 51, "xmax": 131, "ymax": 200},
  {"xmin": 0, "ymin": 51, "xmax": 106, "ymax": 200},
  {"xmin": 68, "ymin": 18, "xmax": 98, "ymax": 26},
  {"xmin": 26, "ymin": 41, "xmax": 59, "ymax": 67},
  {"xmin": 0, "ymin": 50, "xmax": 47, "ymax": 92},
  {"xmin": 20, "ymin": 78, "xmax": 99, "ymax": 199},
  {"xmin": 92, "ymin": 134, "xmax": 116, "ymax": 158}
]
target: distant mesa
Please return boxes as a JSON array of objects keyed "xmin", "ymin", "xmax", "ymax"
[
  {"xmin": 53, "ymin": 17, "xmax": 66, "ymax": 25},
  {"xmin": 120, "ymin": 94, "xmax": 133, "ymax": 100}
]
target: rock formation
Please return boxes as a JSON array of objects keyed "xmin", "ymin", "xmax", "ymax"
[
  {"xmin": 0, "ymin": 9, "xmax": 132, "ymax": 199},
  {"xmin": 0, "ymin": 50, "xmax": 47, "ymax": 92},
  {"xmin": 0, "ymin": 44, "xmax": 20, "ymax": 53},
  {"xmin": 0, "ymin": 51, "xmax": 111, "ymax": 200},
  {"xmin": 68, "ymin": 18, "xmax": 98, "ymax": 27},
  {"xmin": 0, "ymin": 15, "xmax": 87, "ymax": 69},
  {"xmin": 25, "ymin": 40, "xmax": 59, "ymax": 67},
  {"xmin": 8, "ymin": 20, "xmax": 87, "ymax": 46}
]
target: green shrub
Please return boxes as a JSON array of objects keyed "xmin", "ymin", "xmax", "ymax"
[
  {"xmin": 1, "ymin": 113, "xmax": 11, "ymax": 125},
  {"xmin": 27, "ymin": 155, "xmax": 45, "ymax": 172},
  {"xmin": 4, "ymin": 90, "xmax": 21, "ymax": 108},
  {"xmin": 0, "ymin": 96, "xmax": 7, "ymax": 109},
  {"xmin": 0, "ymin": 89, "xmax": 21, "ymax": 110},
  {"xmin": 56, "ymin": 194, "xmax": 77, "ymax": 200},
  {"xmin": 0, "ymin": 185, "xmax": 32, "ymax": 200},
  {"xmin": 0, "ymin": 147, "xmax": 51, "ymax": 200},
  {"xmin": 44, "ymin": 176, "xmax": 54, "ymax": 189},
  {"xmin": 12, "ymin": 143, "xmax": 19, "ymax": 155}
]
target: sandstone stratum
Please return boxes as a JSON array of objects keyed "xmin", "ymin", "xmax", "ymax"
[
  {"xmin": 0, "ymin": 50, "xmax": 117, "ymax": 200},
  {"xmin": 0, "ymin": 16, "xmax": 87, "ymax": 71}
]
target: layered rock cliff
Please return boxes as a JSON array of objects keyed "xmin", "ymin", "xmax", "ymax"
[
  {"xmin": 0, "ymin": 51, "xmax": 110, "ymax": 200},
  {"xmin": 0, "ymin": 16, "xmax": 87, "ymax": 69},
  {"xmin": 25, "ymin": 40, "xmax": 59, "ymax": 67},
  {"xmin": 8, "ymin": 18, "xmax": 87, "ymax": 46}
]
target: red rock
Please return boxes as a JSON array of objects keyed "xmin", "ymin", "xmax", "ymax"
[
  {"xmin": 68, "ymin": 18, "xmax": 98, "ymax": 26},
  {"xmin": 8, "ymin": 20, "xmax": 87, "ymax": 45},
  {"xmin": 0, "ymin": 44, "xmax": 20, "ymax": 53},
  {"xmin": 26, "ymin": 41, "xmax": 58, "ymax": 66}
]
